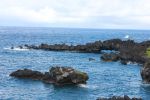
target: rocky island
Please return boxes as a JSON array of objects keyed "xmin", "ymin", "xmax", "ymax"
[{"xmin": 10, "ymin": 66, "xmax": 89, "ymax": 85}]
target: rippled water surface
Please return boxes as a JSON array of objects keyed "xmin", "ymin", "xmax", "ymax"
[{"xmin": 0, "ymin": 27, "xmax": 150, "ymax": 100}]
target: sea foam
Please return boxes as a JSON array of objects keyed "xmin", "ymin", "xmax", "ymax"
[{"xmin": 4, "ymin": 47, "xmax": 29, "ymax": 51}]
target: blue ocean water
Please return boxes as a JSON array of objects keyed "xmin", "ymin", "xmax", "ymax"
[{"xmin": 0, "ymin": 27, "xmax": 150, "ymax": 100}]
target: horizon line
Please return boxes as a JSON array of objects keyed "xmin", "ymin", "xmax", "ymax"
[{"xmin": 0, "ymin": 25, "xmax": 150, "ymax": 31}]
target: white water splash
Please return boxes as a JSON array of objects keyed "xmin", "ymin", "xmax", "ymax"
[
  {"xmin": 77, "ymin": 84, "xmax": 98, "ymax": 89},
  {"xmin": 4, "ymin": 47, "xmax": 29, "ymax": 51},
  {"xmin": 124, "ymin": 35, "xmax": 130, "ymax": 39},
  {"xmin": 127, "ymin": 61, "xmax": 138, "ymax": 65},
  {"xmin": 78, "ymin": 84, "xmax": 88, "ymax": 88}
]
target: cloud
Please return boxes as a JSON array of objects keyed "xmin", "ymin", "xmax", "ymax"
[{"xmin": 0, "ymin": 0, "xmax": 149, "ymax": 29}]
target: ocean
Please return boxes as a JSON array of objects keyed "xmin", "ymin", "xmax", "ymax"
[{"xmin": 0, "ymin": 27, "xmax": 150, "ymax": 100}]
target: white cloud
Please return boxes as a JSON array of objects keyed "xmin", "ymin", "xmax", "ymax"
[{"xmin": 0, "ymin": 0, "xmax": 150, "ymax": 29}]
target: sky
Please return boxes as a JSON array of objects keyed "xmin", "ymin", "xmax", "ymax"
[{"xmin": 0, "ymin": 0, "xmax": 150, "ymax": 29}]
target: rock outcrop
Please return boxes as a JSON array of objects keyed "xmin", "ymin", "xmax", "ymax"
[
  {"xmin": 20, "ymin": 39, "xmax": 150, "ymax": 64},
  {"xmin": 24, "ymin": 40, "xmax": 103, "ymax": 53},
  {"xmin": 10, "ymin": 66, "xmax": 89, "ymax": 86},
  {"xmin": 101, "ymin": 52, "xmax": 120, "ymax": 62},
  {"xmin": 49, "ymin": 67, "xmax": 89, "ymax": 85},
  {"xmin": 10, "ymin": 69, "xmax": 44, "ymax": 80},
  {"xmin": 97, "ymin": 95, "xmax": 142, "ymax": 100},
  {"xmin": 141, "ymin": 61, "xmax": 150, "ymax": 83},
  {"xmin": 13, "ymin": 39, "xmax": 150, "ymax": 84}
]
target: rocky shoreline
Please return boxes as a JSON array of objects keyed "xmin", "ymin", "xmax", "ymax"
[
  {"xmin": 10, "ymin": 38, "xmax": 150, "ymax": 100},
  {"xmin": 19, "ymin": 39, "xmax": 149, "ymax": 64},
  {"xmin": 16, "ymin": 39, "xmax": 150, "ymax": 83}
]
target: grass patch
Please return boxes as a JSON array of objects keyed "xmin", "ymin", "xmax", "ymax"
[{"xmin": 145, "ymin": 48, "xmax": 150, "ymax": 58}]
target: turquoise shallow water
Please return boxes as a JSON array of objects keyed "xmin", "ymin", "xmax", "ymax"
[{"xmin": 0, "ymin": 27, "xmax": 150, "ymax": 100}]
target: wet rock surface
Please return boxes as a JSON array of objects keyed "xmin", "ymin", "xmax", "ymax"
[
  {"xmin": 97, "ymin": 95, "xmax": 142, "ymax": 100},
  {"xmin": 10, "ymin": 66, "xmax": 89, "ymax": 85},
  {"xmin": 101, "ymin": 52, "xmax": 120, "ymax": 62},
  {"xmin": 141, "ymin": 61, "xmax": 150, "ymax": 83},
  {"xmin": 10, "ymin": 69, "xmax": 44, "ymax": 80}
]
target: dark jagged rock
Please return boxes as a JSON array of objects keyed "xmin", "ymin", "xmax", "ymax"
[
  {"xmin": 10, "ymin": 67, "xmax": 89, "ymax": 86},
  {"xmin": 101, "ymin": 52, "xmax": 120, "ymax": 62},
  {"xmin": 102, "ymin": 39, "xmax": 123, "ymax": 50},
  {"xmin": 22, "ymin": 39, "xmax": 150, "ymax": 64},
  {"xmin": 49, "ymin": 67, "xmax": 89, "ymax": 85},
  {"xmin": 24, "ymin": 41, "xmax": 103, "ymax": 53},
  {"xmin": 141, "ymin": 61, "xmax": 150, "ymax": 83},
  {"xmin": 120, "ymin": 60, "xmax": 128, "ymax": 65},
  {"xmin": 97, "ymin": 95, "xmax": 142, "ymax": 100},
  {"xmin": 10, "ymin": 69, "xmax": 44, "ymax": 80},
  {"xmin": 119, "ymin": 46, "xmax": 147, "ymax": 64},
  {"xmin": 102, "ymin": 39, "xmax": 148, "ymax": 64},
  {"xmin": 18, "ymin": 39, "xmax": 150, "ymax": 84}
]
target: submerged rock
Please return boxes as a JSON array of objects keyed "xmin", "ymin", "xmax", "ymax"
[
  {"xmin": 141, "ymin": 61, "xmax": 150, "ymax": 83},
  {"xmin": 10, "ymin": 66, "xmax": 89, "ymax": 86},
  {"xmin": 97, "ymin": 95, "xmax": 142, "ymax": 100},
  {"xmin": 89, "ymin": 58, "xmax": 95, "ymax": 61}
]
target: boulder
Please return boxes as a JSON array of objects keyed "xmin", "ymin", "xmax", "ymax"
[
  {"xmin": 101, "ymin": 52, "xmax": 120, "ymax": 62},
  {"xmin": 10, "ymin": 66, "xmax": 89, "ymax": 86},
  {"xmin": 141, "ymin": 61, "xmax": 150, "ymax": 83},
  {"xmin": 10, "ymin": 69, "xmax": 44, "ymax": 80},
  {"xmin": 49, "ymin": 67, "xmax": 89, "ymax": 85}
]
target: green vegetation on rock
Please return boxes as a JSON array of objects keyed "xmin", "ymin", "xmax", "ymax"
[{"xmin": 145, "ymin": 48, "xmax": 150, "ymax": 58}]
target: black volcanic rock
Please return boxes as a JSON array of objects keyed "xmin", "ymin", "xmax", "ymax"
[
  {"xmin": 10, "ymin": 69, "xmax": 44, "ymax": 80},
  {"xmin": 141, "ymin": 61, "xmax": 150, "ymax": 83},
  {"xmin": 120, "ymin": 60, "xmax": 128, "ymax": 65},
  {"xmin": 24, "ymin": 41, "xmax": 103, "ymax": 53},
  {"xmin": 16, "ymin": 39, "xmax": 150, "ymax": 84},
  {"xmin": 10, "ymin": 66, "xmax": 89, "ymax": 86},
  {"xmin": 49, "ymin": 67, "xmax": 89, "ymax": 85},
  {"xmin": 101, "ymin": 52, "xmax": 120, "ymax": 62},
  {"xmin": 97, "ymin": 95, "xmax": 142, "ymax": 100},
  {"xmin": 22, "ymin": 39, "xmax": 150, "ymax": 64}
]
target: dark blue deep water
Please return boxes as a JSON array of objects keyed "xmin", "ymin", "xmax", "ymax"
[{"xmin": 1, "ymin": 27, "xmax": 150, "ymax": 100}]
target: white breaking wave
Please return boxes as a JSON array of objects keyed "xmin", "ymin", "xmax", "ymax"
[
  {"xmin": 77, "ymin": 84, "xmax": 88, "ymax": 88},
  {"xmin": 4, "ymin": 47, "xmax": 29, "ymax": 51},
  {"xmin": 141, "ymin": 83, "xmax": 150, "ymax": 87},
  {"xmin": 124, "ymin": 35, "xmax": 130, "ymax": 39},
  {"xmin": 127, "ymin": 61, "xmax": 138, "ymax": 65},
  {"xmin": 77, "ymin": 84, "xmax": 98, "ymax": 89}
]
